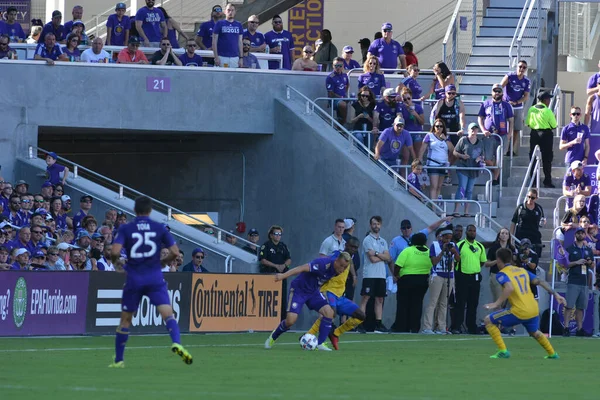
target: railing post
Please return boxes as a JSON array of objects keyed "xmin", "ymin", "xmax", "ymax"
[
  {"xmin": 28, "ymin": 145, "xmax": 33, "ymax": 159},
  {"xmin": 442, "ymin": 43, "xmax": 446, "ymax": 65},
  {"xmin": 167, "ymin": 207, "xmax": 172, "ymax": 221},
  {"xmin": 73, "ymin": 165, "xmax": 78, "ymax": 179},
  {"xmin": 305, "ymin": 100, "xmax": 311, "ymax": 115},
  {"xmin": 536, "ymin": 0, "xmax": 542, "ymax": 91},
  {"xmin": 286, "ymin": 86, "xmax": 290, "ymax": 100},
  {"xmin": 472, "ymin": 0, "xmax": 477, "ymax": 48},
  {"xmin": 95, "ymin": 15, "xmax": 99, "ymax": 39},
  {"xmin": 118, "ymin": 185, "xmax": 124, "ymax": 199},
  {"xmin": 451, "ymin": 20, "xmax": 457, "ymax": 70}
]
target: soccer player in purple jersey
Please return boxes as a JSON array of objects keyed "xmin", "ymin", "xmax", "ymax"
[
  {"xmin": 108, "ymin": 196, "xmax": 192, "ymax": 368},
  {"xmin": 265, "ymin": 252, "xmax": 351, "ymax": 351}
]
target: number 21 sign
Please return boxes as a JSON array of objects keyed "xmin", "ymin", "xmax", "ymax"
[{"xmin": 146, "ymin": 77, "xmax": 171, "ymax": 92}]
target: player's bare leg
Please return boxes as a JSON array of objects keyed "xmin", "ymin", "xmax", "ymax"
[
  {"xmin": 109, "ymin": 311, "xmax": 133, "ymax": 368},
  {"xmin": 158, "ymin": 304, "xmax": 192, "ymax": 364}
]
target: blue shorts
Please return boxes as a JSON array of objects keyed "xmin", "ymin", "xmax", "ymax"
[
  {"xmin": 326, "ymin": 291, "xmax": 359, "ymax": 316},
  {"xmin": 489, "ymin": 309, "xmax": 540, "ymax": 333},
  {"xmin": 121, "ymin": 279, "xmax": 171, "ymax": 313},
  {"xmin": 287, "ymin": 287, "xmax": 328, "ymax": 314},
  {"xmin": 333, "ymin": 99, "xmax": 347, "ymax": 109}
]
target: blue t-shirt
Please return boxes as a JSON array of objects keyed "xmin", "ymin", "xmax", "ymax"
[
  {"xmin": 0, "ymin": 21, "xmax": 26, "ymax": 42},
  {"xmin": 478, "ymin": 99, "xmax": 514, "ymax": 136},
  {"xmin": 243, "ymin": 30, "xmax": 265, "ymax": 48},
  {"xmin": 400, "ymin": 103, "xmax": 424, "ymax": 132},
  {"xmin": 587, "ymin": 73, "xmax": 600, "ymax": 90},
  {"xmin": 179, "ymin": 52, "xmax": 204, "ymax": 66},
  {"xmin": 135, "ymin": 6, "xmax": 165, "ymax": 43},
  {"xmin": 35, "ymin": 43, "xmax": 64, "ymax": 60},
  {"xmin": 407, "ymin": 172, "xmax": 421, "ymax": 192},
  {"xmin": 196, "ymin": 20, "xmax": 215, "ymax": 49},
  {"xmin": 503, "ymin": 72, "xmax": 530, "ymax": 108},
  {"xmin": 291, "ymin": 256, "xmax": 338, "ymax": 294},
  {"xmin": 367, "ymin": 38, "xmax": 404, "ymax": 69},
  {"xmin": 63, "ymin": 20, "xmax": 84, "ymax": 35},
  {"xmin": 375, "ymin": 100, "xmax": 403, "ymax": 131},
  {"xmin": 378, "ymin": 127, "xmax": 413, "ymax": 160},
  {"xmin": 389, "ymin": 229, "xmax": 429, "ymax": 261},
  {"xmin": 264, "ymin": 30, "xmax": 294, "ymax": 70},
  {"xmin": 358, "ymin": 72, "xmax": 386, "ymax": 97},
  {"xmin": 113, "ymin": 216, "xmax": 176, "ymax": 281},
  {"xmin": 46, "ymin": 163, "xmax": 66, "ymax": 185},
  {"xmin": 106, "ymin": 14, "xmax": 130, "ymax": 46},
  {"xmin": 39, "ymin": 22, "xmax": 66, "ymax": 43},
  {"xmin": 561, "ymin": 122, "xmax": 590, "ymax": 164},
  {"xmin": 326, "ymin": 72, "xmax": 349, "ymax": 97},
  {"xmin": 62, "ymin": 46, "xmax": 81, "ymax": 61},
  {"xmin": 402, "ymin": 76, "xmax": 423, "ymax": 100},
  {"xmin": 72, "ymin": 209, "xmax": 88, "ymax": 231},
  {"xmin": 214, "ymin": 19, "xmax": 243, "ymax": 57},
  {"xmin": 343, "ymin": 59, "xmax": 361, "ymax": 70}
]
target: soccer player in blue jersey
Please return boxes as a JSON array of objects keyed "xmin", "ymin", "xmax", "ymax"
[
  {"xmin": 265, "ymin": 252, "xmax": 352, "ymax": 351},
  {"xmin": 483, "ymin": 248, "xmax": 566, "ymax": 359},
  {"xmin": 108, "ymin": 196, "xmax": 192, "ymax": 367}
]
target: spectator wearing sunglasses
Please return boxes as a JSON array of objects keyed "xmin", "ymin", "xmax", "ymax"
[
  {"xmin": 374, "ymin": 116, "xmax": 415, "ymax": 169},
  {"xmin": 326, "ymin": 57, "xmax": 350, "ymax": 125},
  {"xmin": 212, "ymin": 3, "xmax": 243, "ymax": 68},
  {"xmin": 452, "ymin": 224, "xmax": 486, "ymax": 334},
  {"xmin": 259, "ymin": 225, "xmax": 291, "ymax": 319},
  {"xmin": 510, "ymin": 188, "xmax": 545, "ymax": 256},
  {"xmin": 243, "ymin": 15, "xmax": 266, "ymax": 52},
  {"xmin": 106, "ymin": 3, "xmax": 130, "ymax": 46},
  {"xmin": 241, "ymin": 38, "xmax": 260, "ymax": 69},
  {"xmin": 350, "ymin": 86, "xmax": 377, "ymax": 146},
  {"xmin": 396, "ymin": 64, "xmax": 422, "ymax": 103},
  {"xmin": 117, "ymin": 36, "xmax": 149, "ymax": 64},
  {"xmin": 358, "ymin": 56, "xmax": 386, "ymax": 97},
  {"xmin": 195, "ymin": 5, "xmax": 223, "ymax": 51},
  {"xmin": 560, "ymin": 106, "xmax": 590, "ymax": 167},
  {"xmin": 135, "ymin": 0, "xmax": 167, "ymax": 47},
  {"xmin": 292, "ymin": 45, "xmax": 318, "ymax": 71},
  {"xmin": 152, "ymin": 37, "xmax": 182, "ymax": 65},
  {"xmin": 367, "ymin": 22, "xmax": 405, "ymax": 73},
  {"xmin": 265, "ymin": 15, "xmax": 294, "ymax": 70},
  {"xmin": 501, "ymin": 60, "xmax": 530, "ymax": 156},
  {"xmin": 341, "ymin": 45, "xmax": 360, "ymax": 71},
  {"xmin": 179, "ymin": 39, "xmax": 203, "ymax": 66},
  {"xmin": 181, "ymin": 248, "xmax": 208, "ymax": 272}
]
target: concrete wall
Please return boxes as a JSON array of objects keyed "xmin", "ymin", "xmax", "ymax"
[{"xmin": 557, "ymin": 71, "xmax": 595, "ymax": 109}]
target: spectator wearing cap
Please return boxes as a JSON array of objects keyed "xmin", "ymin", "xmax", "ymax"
[
  {"xmin": 179, "ymin": 38, "xmax": 204, "ymax": 66},
  {"xmin": 39, "ymin": 10, "xmax": 66, "ymax": 44},
  {"xmin": 313, "ymin": 29, "xmax": 337, "ymax": 72},
  {"xmin": 73, "ymin": 195, "xmax": 93, "ymax": 231},
  {"xmin": 81, "ymin": 37, "xmax": 110, "ymax": 63},
  {"xmin": 0, "ymin": 7, "xmax": 26, "ymax": 43},
  {"xmin": 564, "ymin": 226, "xmax": 594, "ymax": 336},
  {"xmin": 402, "ymin": 41, "xmax": 418, "ymax": 67},
  {"xmin": 34, "ymin": 32, "xmax": 68, "ymax": 65},
  {"xmin": 373, "ymin": 88, "xmax": 402, "ymax": 133},
  {"xmin": 501, "ymin": 60, "xmax": 530, "ymax": 156},
  {"xmin": 45, "ymin": 152, "xmax": 69, "ymax": 186},
  {"xmin": 358, "ymin": 38, "xmax": 370, "ymax": 63},
  {"xmin": 358, "ymin": 56, "xmax": 386, "ymax": 98},
  {"xmin": 182, "ymin": 248, "xmax": 209, "ymax": 272},
  {"xmin": 319, "ymin": 219, "xmax": 346, "ymax": 257},
  {"xmin": 117, "ymin": 36, "xmax": 149, "ymax": 64},
  {"xmin": 69, "ymin": 20, "xmax": 88, "ymax": 45},
  {"xmin": 7, "ymin": 194, "xmax": 25, "ymax": 227},
  {"xmin": 341, "ymin": 45, "xmax": 361, "ymax": 71},
  {"xmin": 259, "ymin": 225, "xmax": 291, "ymax": 318},
  {"xmin": 478, "ymin": 83, "xmax": 514, "ymax": 157},
  {"xmin": 212, "ymin": 3, "xmax": 243, "ymax": 68},
  {"xmin": 64, "ymin": 5, "xmax": 84, "ymax": 36},
  {"xmin": 431, "ymin": 84, "xmax": 466, "ymax": 148},
  {"xmin": 0, "ymin": 246, "xmax": 11, "ymax": 270},
  {"xmin": 61, "ymin": 195, "xmax": 72, "ymax": 214},
  {"xmin": 389, "ymin": 217, "xmax": 452, "ymax": 269},
  {"xmin": 244, "ymin": 15, "xmax": 266, "ymax": 53},
  {"xmin": 75, "ymin": 230, "xmax": 92, "ymax": 249},
  {"xmin": 196, "ymin": 4, "xmax": 223, "ymax": 52},
  {"xmin": 342, "ymin": 218, "xmax": 356, "ymax": 241},
  {"xmin": 45, "ymin": 245, "xmax": 65, "ymax": 270},
  {"xmin": 243, "ymin": 228, "xmax": 260, "ymax": 253},
  {"xmin": 135, "ymin": 0, "xmax": 167, "ymax": 47},
  {"xmin": 374, "ymin": 115, "xmax": 415, "ymax": 169},
  {"xmin": 30, "ymin": 211, "xmax": 45, "ymax": 227},
  {"xmin": 563, "ymin": 160, "xmax": 591, "ymax": 207},
  {"xmin": 421, "ymin": 61, "xmax": 455, "ymax": 101},
  {"xmin": 264, "ymin": 14, "xmax": 294, "ymax": 70},
  {"xmin": 41, "ymin": 181, "xmax": 53, "ymax": 198},
  {"xmin": 30, "ymin": 249, "xmax": 47, "ymax": 270},
  {"xmin": 292, "ymin": 45, "xmax": 318, "ymax": 71},
  {"xmin": 241, "ymin": 37, "xmax": 260, "ymax": 69},
  {"xmin": 367, "ymin": 23, "xmax": 405, "ymax": 73},
  {"xmin": 11, "ymin": 248, "xmax": 30, "ymax": 270},
  {"xmin": 0, "ymin": 222, "xmax": 15, "ymax": 242},
  {"xmin": 560, "ymin": 105, "xmax": 590, "ymax": 167},
  {"xmin": 106, "ymin": 3, "xmax": 130, "ymax": 46},
  {"xmin": 526, "ymin": 90, "xmax": 558, "ymax": 188},
  {"xmin": 91, "ymin": 232, "xmax": 105, "ymax": 250},
  {"xmin": 326, "ymin": 57, "xmax": 350, "ymax": 125},
  {"xmin": 452, "ymin": 123, "xmax": 485, "ymax": 217},
  {"xmin": 14, "ymin": 180, "xmax": 28, "ymax": 196}
]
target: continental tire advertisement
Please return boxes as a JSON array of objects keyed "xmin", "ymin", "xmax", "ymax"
[
  {"xmin": 86, "ymin": 272, "xmax": 191, "ymax": 334},
  {"xmin": 189, "ymin": 273, "xmax": 281, "ymax": 332}
]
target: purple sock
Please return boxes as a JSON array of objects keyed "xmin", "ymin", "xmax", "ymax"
[
  {"xmin": 271, "ymin": 320, "xmax": 289, "ymax": 340},
  {"xmin": 165, "ymin": 316, "xmax": 180, "ymax": 344},
  {"xmin": 114, "ymin": 327, "xmax": 129, "ymax": 362},
  {"xmin": 318, "ymin": 317, "xmax": 332, "ymax": 345}
]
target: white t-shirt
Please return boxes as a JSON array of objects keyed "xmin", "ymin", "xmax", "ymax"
[
  {"xmin": 97, "ymin": 257, "xmax": 115, "ymax": 271},
  {"xmin": 423, "ymin": 132, "xmax": 450, "ymax": 167},
  {"xmin": 362, "ymin": 233, "xmax": 389, "ymax": 279},
  {"xmin": 81, "ymin": 48, "xmax": 110, "ymax": 63},
  {"xmin": 319, "ymin": 234, "xmax": 346, "ymax": 256}
]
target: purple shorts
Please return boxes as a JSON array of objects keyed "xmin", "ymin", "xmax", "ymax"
[
  {"xmin": 121, "ymin": 279, "xmax": 170, "ymax": 313},
  {"xmin": 286, "ymin": 287, "xmax": 328, "ymax": 314}
]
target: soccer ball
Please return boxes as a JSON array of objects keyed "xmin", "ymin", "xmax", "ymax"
[{"xmin": 299, "ymin": 333, "xmax": 318, "ymax": 350}]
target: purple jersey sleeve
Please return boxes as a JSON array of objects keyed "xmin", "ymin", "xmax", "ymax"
[
  {"xmin": 162, "ymin": 229, "xmax": 176, "ymax": 248},
  {"xmin": 113, "ymin": 224, "xmax": 126, "ymax": 246},
  {"xmin": 478, "ymin": 102, "xmax": 486, "ymax": 117},
  {"xmin": 587, "ymin": 74, "xmax": 598, "ymax": 90},
  {"xmin": 429, "ymin": 243, "xmax": 436, "ymax": 257}
]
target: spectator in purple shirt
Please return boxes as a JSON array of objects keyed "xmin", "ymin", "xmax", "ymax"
[
  {"xmin": 501, "ymin": 60, "xmax": 530, "ymax": 156},
  {"xmin": 358, "ymin": 56, "xmax": 386, "ymax": 97},
  {"xmin": 0, "ymin": 6, "xmax": 26, "ymax": 42},
  {"xmin": 374, "ymin": 88, "xmax": 403, "ymax": 133},
  {"xmin": 45, "ymin": 152, "xmax": 69, "ymax": 186},
  {"xmin": 586, "ymin": 60, "xmax": 600, "ymax": 96},
  {"xmin": 39, "ymin": 10, "xmax": 66, "ymax": 44},
  {"xmin": 34, "ymin": 32, "xmax": 68, "ymax": 65},
  {"xmin": 563, "ymin": 161, "xmax": 592, "ymax": 208},
  {"xmin": 397, "ymin": 64, "xmax": 422, "ymax": 102},
  {"xmin": 374, "ymin": 116, "xmax": 415, "ymax": 169},
  {"xmin": 326, "ymin": 57, "xmax": 349, "ymax": 125},
  {"xmin": 342, "ymin": 46, "xmax": 361, "ymax": 71},
  {"xmin": 0, "ymin": 35, "xmax": 17, "ymax": 59},
  {"xmin": 195, "ymin": 5, "xmax": 223, "ymax": 51},
  {"xmin": 73, "ymin": 195, "xmax": 93, "ymax": 231},
  {"xmin": 106, "ymin": 3, "xmax": 130, "ymax": 46},
  {"xmin": 244, "ymin": 15, "xmax": 266, "ymax": 53},
  {"xmin": 560, "ymin": 106, "xmax": 590, "ymax": 167},
  {"xmin": 11, "ymin": 248, "xmax": 30, "ymax": 270},
  {"xmin": 62, "ymin": 33, "xmax": 81, "ymax": 61},
  {"xmin": 398, "ymin": 87, "xmax": 425, "ymax": 153},
  {"xmin": 421, "ymin": 62, "xmax": 454, "ymax": 101},
  {"xmin": 213, "ymin": 3, "xmax": 244, "ymax": 68},
  {"xmin": 241, "ymin": 38, "xmax": 260, "ymax": 69},
  {"xmin": 7, "ymin": 195, "xmax": 25, "ymax": 227},
  {"xmin": 64, "ymin": 5, "xmax": 84, "ymax": 36},
  {"xmin": 0, "ymin": 246, "xmax": 10, "ymax": 270},
  {"xmin": 478, "ymin": 83, "xmax": 514, "ymax": 155},
  {"xmin": 135, "ymin": 0, "xmax": 167, "ymax": 47},
  {"xmin": 179, "ymin": 39, "xmax": 203, "ymax": 66},
  {"xmin": 367, "ymin": 22, "xmax": 405, "ymax": 72},
  {"xmin": 264, "ymin": 14, "xmax": 294, "ymax": 70},
  {"xmin": 181, "ymin": 248, "xmax": 209, "ymax": 272},
  {"xmin": 158, "ymin": 7, "xmax": 189, "ymax": 49},
  {"xmin": 8, "ymin": 227, "xmax": 32, "ymax": 253}
]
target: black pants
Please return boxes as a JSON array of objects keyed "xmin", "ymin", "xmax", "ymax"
[
  {"xmin": 529, "ymin": 128, "xmax": 554, "ymax": 184},
  {"xmin": 281, "ymin": 279, "xmax": 287, "ymax": 320},
  {"xmin": 394, "ymin": 274, "xmax": 429, "ymax": 333},
  {"xmin": 452, "ymin": 271, "xmax": 481, "ymax": 333},
  {"xmin": 344, "ymin": 273, "xmax": 356, "ymax": 302}
]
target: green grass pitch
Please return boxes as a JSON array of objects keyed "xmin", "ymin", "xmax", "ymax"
[{"xmin": 0, "ymin": 333, "xmax": 596, "ymax": 400}]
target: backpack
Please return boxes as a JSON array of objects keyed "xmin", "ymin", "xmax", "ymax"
[{"xmin": 540, "ymin": 308, "xmax": 563, "ymax": 335}]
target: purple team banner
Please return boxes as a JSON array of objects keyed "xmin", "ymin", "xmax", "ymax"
[
  {"xmin": 0, "ymin": 0, "xmax": 31, "ymax": 31},
  {"xmin": 551, "ymin": 291, "xmax": 595, "ymax": 334},
  {"xmin": 0, "ymin": 272, "xmax": 89, "ymax": 336},
  {"xmin": 288, "ymin": 0, "xmax": 324, "ymax": 60},
  {"xmin": 584, "ymin": 165, "xmax": 598, "ymax": 194}
]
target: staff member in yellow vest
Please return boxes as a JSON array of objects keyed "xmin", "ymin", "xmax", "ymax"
[
  {"xmin": 525, "ymin": 90, "xmax": 558, "ymax": 188},
  {"xmin": 393, "ymin": 232, "xmax": 432, "ymax": 333},
  {"xmin": 451, "ymin": 224, "xmax": 487, "ymax": 334}
]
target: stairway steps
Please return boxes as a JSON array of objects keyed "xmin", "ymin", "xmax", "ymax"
[
  {"xmin": 480, "ymin": 26, "xmax": 519, "ymax": 36},
  {"xmin": 489, "ymin": 0, "xmax": 527, "ymax": 8},
  {"xmin": 486, "ymin": 7, "xmax": 526, "ymax": 18},
  {"xmin": 482, "ymin": 17, "xmax": 522, "ymax": 26},
  {"xmin": 474, "ymin": 37, "xmax": 536, "ymax": 47}
]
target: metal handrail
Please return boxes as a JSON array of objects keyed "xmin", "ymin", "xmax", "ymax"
[
  {"xmin": 475, "ymin": 212, "xmax": 522, "ymax": 245},
  {"xmin": 552, "ymin": 193, "xmax": 598, "ymax": 230},
  {"xmin": 27, "ymin": 145, "xmax": 256, "ymax": 252},
  {"xmin": 285, "ymin": 85, "xmax": 446, "ymax": 216},
  {"xmin": 551, "ymin": 84, "xmax": 562, "ymax": 137},
  {"xmin": 442, "ymin": 0, "xmax": 463, "ymax": 69},
  {"xmin": 509, "ymin": 0, "xmax": 534, "ymax": 67},
  {"xmin": 516, "ymin": 145, "xmax": 542, "ymax": 207}
]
